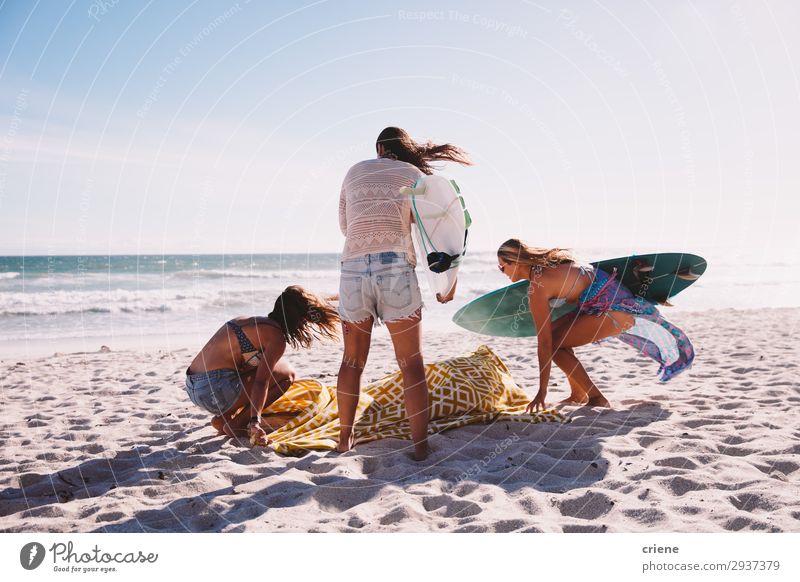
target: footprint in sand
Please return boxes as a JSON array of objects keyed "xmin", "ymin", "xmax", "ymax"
[
  {"xmin": 724, "ymin": 516, "xmax": 776, "ymax": 532},
  {"xmin": 379, "ymin": 506, "xmax": 416, "ymax": 526},
  {"xmin": 654, "ymin": 457, "xmax": 699, "ymax": 470},
  {"xmin": 660, "ymin": 476, "xmax": 707, "ymax": 496},
  {"xmin": 557, "ymin": 491, "xmax": 614, "ymax": 520},
  {"xmin": 313, "ymin": 479, "xmax": 382, "ymax": 512},
  {"xmin": 728, "ymin": 492, "xmax": 778, "ymax": 513},
  {"xmin": 421, "ymin": 494, "xmax": 482, "ymax": 518},
  {"xmin": 493, "ymin": 519, "xmax": 528, "ymax": 532},
  {"xmin": 621, "ymin": 507, "xmax": 667, "ymax": 525},
  {"xmin": 346, "ymin": 515, "xmax": 367, "ymax": 529}
]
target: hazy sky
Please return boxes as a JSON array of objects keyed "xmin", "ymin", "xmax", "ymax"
[{"xmin": 1, "ymin": 0, "xmax": 798, "ymax": 256}]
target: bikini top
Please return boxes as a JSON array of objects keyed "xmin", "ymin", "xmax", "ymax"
[
  {"xmin": 543, "ymin": 264, "xmax": 595, "ymax": 309},
  {"xmin": 226, "ymin": 318, "xmax": 282, "ymax": 369}
]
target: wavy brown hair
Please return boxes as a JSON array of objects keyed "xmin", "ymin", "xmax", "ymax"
[
  {"xmin": 497, "ymin": 238, "xmax": 575, "ymax": 269},
  {"xmin": 268, "ymin": 285, "xmax": 340, "ymax": 349},
  {"xmin": 376, "ymin": 126, "xmax": 472, "ymax": 175}
]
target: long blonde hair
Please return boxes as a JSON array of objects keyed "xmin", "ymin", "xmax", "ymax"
[{"xmin": 497, "ymin": 238, "xmax": 575, "ymax": 270}]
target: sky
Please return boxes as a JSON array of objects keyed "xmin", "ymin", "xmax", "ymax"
[{"xmin": 0, "ymin": 0, "xmax": 798, "ymax": 256}]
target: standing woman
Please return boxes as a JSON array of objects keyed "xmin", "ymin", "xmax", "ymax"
[{"xmin": 336, "ymin": 127, "xmax": 472, "ymax": 460}]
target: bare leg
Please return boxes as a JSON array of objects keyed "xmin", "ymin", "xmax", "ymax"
[
  {"xmin": 211, "ymin": 372, "xmax": 254, "ymax": 437},
  {"xmin": 211, "ymin": 359, "xmax": 297, "ymax": 437},
  {"xmin": 245, "ymin": 359, "xmax": 298, "ymax": 445},
  {"xmin": 264, "ymin": 358, "xmax": 297, "ymax": 409},
  {"xmin": 385, "ymin": 309, "xmax": 429, "ymax": 461},
  {"xmin": 551, "ymin": 311, "xmax": 635, "ymax": 407},
  {"xmin": 551, "ymin": 348, "xmax": 596, "ymax": 405},
  {"xmin": 336, "ymin": 317, "xmax": 374, "ymax": 453},
  {"xmin": 549, "ymin": 316, "xmax": 587, "ymax": 400}
]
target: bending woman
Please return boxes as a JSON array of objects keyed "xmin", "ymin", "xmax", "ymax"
[
  {"xmin": 497, "ymin": 239, "xmax": 694, "ymax": 411},
  {"xmin": 336, "ymin": 126, "xmax": 472, "ymax": 460},
  {"xmin": 185, "ymin": 286, "xmax": 339, "ymax": 445}
]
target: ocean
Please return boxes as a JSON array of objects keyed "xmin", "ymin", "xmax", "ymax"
[{"xmin": 1, "ymin": 250, "xmax": 797, "ymax": 357}]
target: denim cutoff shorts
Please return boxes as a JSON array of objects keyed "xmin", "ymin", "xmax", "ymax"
[
  {"xmin": 338, "ymin": 251, "xmax": 424, "ymax": 325},
  {"xmin": 185, "ymin": 368, "xmax": 243, "ymax": 415}
]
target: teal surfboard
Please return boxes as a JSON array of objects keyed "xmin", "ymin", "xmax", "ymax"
[{"xmin": 452, "ymin": 253, "xmax": 706, "ymax": 337}]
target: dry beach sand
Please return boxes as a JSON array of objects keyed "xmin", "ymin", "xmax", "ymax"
[{"xmin": 1, "ymin": 307, "xmax": 799, "ymax": 533}]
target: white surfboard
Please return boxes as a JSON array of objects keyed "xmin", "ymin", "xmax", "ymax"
[{"xmin": 400, "ymin": 175, "xmax": 470, "ymax": 300}]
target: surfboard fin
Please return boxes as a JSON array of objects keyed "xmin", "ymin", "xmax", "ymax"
[
  {"xmin": 459, "ymin": 196, "xmax": 472, "ymax": 229},
  {"xmin": 632, "ymin": 260, "xmax": 654, "ymax": 281},
  {"xmin": 675, "ymin": 267, "xmax": 702, "ymax": 281}
]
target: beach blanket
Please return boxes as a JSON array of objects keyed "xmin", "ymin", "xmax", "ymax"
[{"xmin": 262, "ymin": 344, "xmax": 569, "ymax": 454}]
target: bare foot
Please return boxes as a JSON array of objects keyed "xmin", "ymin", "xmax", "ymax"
[
  {"xmin": 558, "ymin": 394, "xmax": 590, "ymax": 406},
  {"xmin": 336, "ymin": 430, "xmax": 355, "ymax": 453},
  {"xmin": 212, "ymin": 415, "xmax": 243, "ymax": 437},
  {"xmin": 412, "ymin": 440, "xmax": 430, "ymax": 461},
  {"xmin": 585, "ymin": 386, "xmax": 611, "ymax": 408},
  {"xmin": 586, "ymin": 395, "xmax": 612, "ymax": 408},
  {"xmin": 211, "ymin": 415, "xmax": 225, "ymax": 435}
]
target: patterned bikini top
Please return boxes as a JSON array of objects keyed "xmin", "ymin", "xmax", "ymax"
[
  {"xmin": 226, "ymin": 318, "xmax": 281, "ymax": 369},
  {"xmin": 544, "ymin": 264, "xmax": 595, "ymax": 309}
]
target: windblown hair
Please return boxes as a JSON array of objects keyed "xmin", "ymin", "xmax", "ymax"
[
  {"xmin": 268, "ymin": 286, "xmax": 340, "ymax": 349},
  {"xmin": 376, "ymin": 126, "xmax": 473, "ymax": 175},
  {"xmin": 497, "ymin": 238, "xmax": 575, "ymax": 269}
]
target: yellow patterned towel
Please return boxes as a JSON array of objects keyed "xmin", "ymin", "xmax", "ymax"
[{"xmin": 263, "ymin": 344, "xmax": 569, "ymax": 454}]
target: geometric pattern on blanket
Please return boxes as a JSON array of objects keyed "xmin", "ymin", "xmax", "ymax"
[{"xmin": 263, "ymin": 344, "xmax": 570, "ymax": 455}]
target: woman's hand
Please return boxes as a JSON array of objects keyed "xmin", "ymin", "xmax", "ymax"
[
  {"xmin": 248, "ymin": 417, "xmax": 270, "ymax": 447},
  {"xmin": 436, "ymin": 290, "xmax": 455, "ymax": 303},
  {"xmin": 436, "ymin": 279, "xmax": 457, "ymax": 304},
  {"xmin": 526, "ymin": 390, "xmax": 547, "ymax": 414}
]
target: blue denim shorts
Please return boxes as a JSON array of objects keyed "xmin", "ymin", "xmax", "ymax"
[
  {"xmin": 338, "ymin": 252, "xmax": 424, "ymax": 325},
  {"xmin": 185, "ymin": 368, "xmax": 243, "ymax": 415}
]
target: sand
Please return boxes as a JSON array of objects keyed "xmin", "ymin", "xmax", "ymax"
[{"xmin": 1, "ymin": 307, "xmax": 799, "ymax": 533}]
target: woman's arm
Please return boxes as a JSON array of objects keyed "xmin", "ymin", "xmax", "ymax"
[
  {"xmin": 248, "ymin": 325, "xmax": 286, "ymax": 418},
  {"xmin": 527, "ymin": 283, "xmax": 554, "ymax": 413}
]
